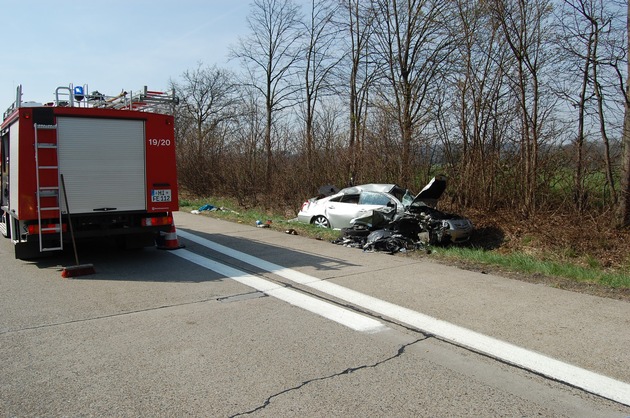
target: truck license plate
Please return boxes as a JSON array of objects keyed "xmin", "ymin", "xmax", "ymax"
[{"xmin": 151, "ymin": 189, "xmax": 172, "ymax": 202}]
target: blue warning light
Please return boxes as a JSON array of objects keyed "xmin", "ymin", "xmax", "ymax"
[{"xmin": 74, "ymin": 86, "xmax": 85, "ymax": 101}]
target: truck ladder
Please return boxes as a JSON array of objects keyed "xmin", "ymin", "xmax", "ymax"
[{"xmin": 34, "ymin": 124, "xmax": 63, "ymax": 252}]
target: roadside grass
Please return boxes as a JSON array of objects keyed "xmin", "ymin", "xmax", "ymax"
[
  {"xmin": 179, "ymin": 196, "xmax": 339, "ymax": 241},
  {"xmin": 178, "ymin": 195, "xmax": 629, "ymax": 292},
  {"xmin": 432, "ymin": 246, "xmax": 630, "ymax": 290}
]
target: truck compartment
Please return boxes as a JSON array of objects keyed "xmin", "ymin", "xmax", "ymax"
[{"xmin": 57, "ymin": 117, "xmax": 146, "ymax": 214}]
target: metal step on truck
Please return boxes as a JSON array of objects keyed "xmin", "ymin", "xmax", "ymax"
[{"xmin": 1, "ymin": 84, "xmax": 180, "ymax": 259}]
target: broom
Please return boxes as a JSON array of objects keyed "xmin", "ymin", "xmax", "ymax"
[{"xmin": 60, "ymin": 174, "xmax": 96, "ymax": 278}]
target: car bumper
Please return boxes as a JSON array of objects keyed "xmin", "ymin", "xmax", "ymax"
[
  {"xmin": 448, "ymin": 230, "xmax": 472, "ymax": 243},
  {"xmin": 445, "ymin": 222, "xmax": 473, "ymax": 243}
]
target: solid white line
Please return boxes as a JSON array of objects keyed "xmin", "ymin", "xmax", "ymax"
[
  {"xmin": 172, "ymin": 248, "xmax": 387, "ymax": 334},
  {"xmin": 176, "ymin": 229, "xmax": 630, "ymax": 406}
]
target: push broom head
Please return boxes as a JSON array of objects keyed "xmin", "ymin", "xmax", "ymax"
[{"xmin": 61, "ymin": 264, "xmax": 96, "ymax": 278}]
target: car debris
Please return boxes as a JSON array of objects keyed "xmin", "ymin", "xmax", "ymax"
[{"xmin": 332, "ymin": 206, "xmax": 427, "ymax": 254}]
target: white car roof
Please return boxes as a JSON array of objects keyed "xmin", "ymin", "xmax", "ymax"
[{"xmin": 339, "ymin": 184, "xmax": 400, "ymax": 194}]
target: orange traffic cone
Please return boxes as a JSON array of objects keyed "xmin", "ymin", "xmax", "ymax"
[{"xmin": 156, "ymin": 223, "xmax": 185, "ymax": 250}]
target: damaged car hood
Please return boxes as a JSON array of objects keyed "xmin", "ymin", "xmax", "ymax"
[
  {"xmin": 352, "ymin": 175, "xmax": 448, "ymax": 226},
  {"xmin": 407, "ymin": 175, "xmax": 447, "ymax": 209}
]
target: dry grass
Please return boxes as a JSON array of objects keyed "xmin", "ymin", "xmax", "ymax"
[{"xmin": 467, "ymin": 208, "xmax": 630, "ymax": 271}]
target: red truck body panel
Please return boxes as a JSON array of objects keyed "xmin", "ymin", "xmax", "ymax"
[
  {"xmin": 1, "ymin": 86, "xmax": 179, "ymax": 258},
  {"xmin": 1, "ymin": 106, "xmax": 178, "ymax": 219}
]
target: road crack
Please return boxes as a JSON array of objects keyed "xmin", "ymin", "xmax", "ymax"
[
  {"xmin": 230, "ymin": 337, "xmax": 428, "ymax": 417},
  {"xmin": 0, "ymin": 292, "xmax": 261, "ymax": 335}
]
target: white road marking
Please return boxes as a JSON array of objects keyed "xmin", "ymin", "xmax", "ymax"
[
  {"xmin": 172, "ymin": 249, "xmax": 388, "ymax": 334},
  {"xmin": 176, "ymin": 229, "xmax": 630, "ymax": 406}
]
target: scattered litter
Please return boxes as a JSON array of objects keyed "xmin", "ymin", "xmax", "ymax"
[
  {"xmin": 285, "ymin": 229, "xmax": 298, "ymax": 235},
  {"xmin": 191, "ymin": 203, "xmax": 240, "ymax": 215},
  {"xmin": 255, "ymin": 220, "xmax": 270, "ymax": 228}
]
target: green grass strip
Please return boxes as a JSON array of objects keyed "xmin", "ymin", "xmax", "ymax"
[{"xmin": 438, "ymin": 247, "xmax": 630, "ymax": 289}]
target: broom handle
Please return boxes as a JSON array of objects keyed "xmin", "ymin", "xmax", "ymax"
[{"xmin": 60, "ymin": 174, "xmax": 80, "ymax": 266}]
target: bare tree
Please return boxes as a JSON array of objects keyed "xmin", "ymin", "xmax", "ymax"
[
  {"xmin": 221, "ymin": 85, "xmax": 267, "ymax": 205},
  {"xmin": 556, "ymin": 0, "xmax": 620, "ymax": 212},
  {"xmin": 450, "ymin": 0, "xmax": 511, "ymax": 208},
  {"xmin": 342, "ymin": 0, "xmax": 378, "ymax": 185},
  {"xmin": 620, "ymin": 0, "xmax": 630, "ymax": 227},
  {"xmin": 559, "ymin": 0, "xmax": 595, "ymax": 211},
  {"xmin": 490, "ymin": 0, "xmax": 555, "ymax": 216},
  {"xmin": 231, "ymin": 0, "xmax": 303, "ymax": 191},
  {"xmin": 171, "ymin": 64, "xmax": 238, "ymax": 195},
  {"xmin": 371, "ymin": 0, "xmax": 455, "ymax": 186},
  {"xmin": 590, "ymin": 8, "xmax": 618, "ymax": 208},
  {"xmin": 301, "ymin": 0, "xmax": 342, "ymax": 181}
]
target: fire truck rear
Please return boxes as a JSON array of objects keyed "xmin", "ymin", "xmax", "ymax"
[{"xmin": 1, "ymin": 84, "xmax": 179, "ymax": 259}]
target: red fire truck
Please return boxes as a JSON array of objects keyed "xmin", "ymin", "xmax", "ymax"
[{"xmin": 1, "ymin": 84, "xmax": 179, "ymax": 259}]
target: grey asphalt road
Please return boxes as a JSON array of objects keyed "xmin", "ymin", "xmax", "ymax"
[{"xmin": 1, "ymin": 211, "xmax": 629, "ymax": 417}]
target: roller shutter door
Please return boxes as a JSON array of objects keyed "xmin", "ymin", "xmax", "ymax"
[{"xmin": 57, "ymin": 117, "xmax": 146, "ymax": 214}]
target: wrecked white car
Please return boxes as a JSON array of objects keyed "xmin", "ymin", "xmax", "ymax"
[
  {"xmin": 298, "ymin": 176, "xmax": 473, "ymax": 252},
  {"xmin": 297, "ymin": 183, "xmax": 411, "ymax": 229}
]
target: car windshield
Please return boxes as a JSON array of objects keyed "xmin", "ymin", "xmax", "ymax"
[
  {"xmin": 388, "ymin": 186, "xmax": 407, "ymax": 202},
  {"xmin": 402, "ymin": 190, "xmax": 415, "ymax": 208}
]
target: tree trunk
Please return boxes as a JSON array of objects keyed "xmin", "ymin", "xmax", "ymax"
[
  {"xmin": 620, "ymin": 1, "xmax": 630, "ymax": 228},
  {"xmin": 574, "ymin": 29, "xmax": 592, "ymax": 213},
  {"xmin": 265, "ymin": 96, "xmax": 273, "ymax": 192},
  {"xmin": 620, "ymin": 84, "xmax": 630, "ymax": 226}
]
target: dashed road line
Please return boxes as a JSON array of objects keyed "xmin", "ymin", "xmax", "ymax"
[{"xmin": 172, "ymin": 248, "xmax": 388, "ymax": 334}]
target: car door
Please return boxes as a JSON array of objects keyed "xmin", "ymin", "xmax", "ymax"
[
  {"xmin": 358, "ymin": 191, "xmax": 399, "ymax": 216},
  {"xmin": 325, "ymin": 193, "xmax": 360, "ymax": 228},
  {"xmin": 328, "ymin": 191, "xmax": 398, "ymax": 228}
]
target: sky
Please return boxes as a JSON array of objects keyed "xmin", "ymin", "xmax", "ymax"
[{"xmin": 0, "ymin": 0, "xmax": 251, "ymax": 109}]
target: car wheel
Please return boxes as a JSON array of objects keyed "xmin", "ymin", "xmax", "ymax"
[{"xmin": 312, "ymin": 215, "xmax": 331, "ymax": 228}]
